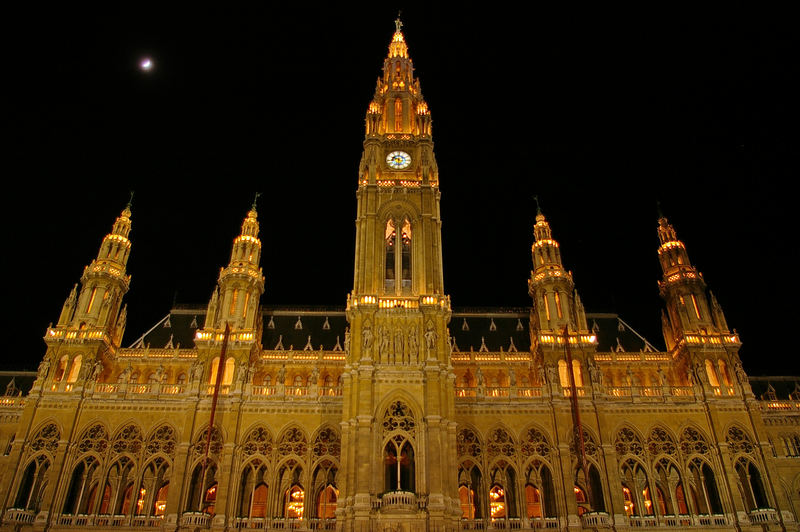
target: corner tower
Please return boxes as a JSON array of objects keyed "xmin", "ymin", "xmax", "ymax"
[
  {"xmin": 341, "ymin": 19, "xmax": 460, "ymax": 532},
  {"xmin": 40, "ymin": 202, "xmax": 132, "ymax": 391},
  {"xmin": 527, "ymin": 207, "xmax": 596, "ymax": 385},
  {"xmin": 656, "ymin": 214, "xmax": 743, "ymax": 394}
]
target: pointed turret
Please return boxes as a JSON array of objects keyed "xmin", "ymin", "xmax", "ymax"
[
  {"xmin": 656, "ymin": 215, "xmax": 715, "ymax": 334},
  {"xmin": 70, "ymin": 203, "xmax": 133, "ymax": 330},
  {"xmin": 656, "ymin": 213, "xmax": 741, "ymax": 394},
  {"xmin": 528, "ymin": 210, "xmax": 589, "ymax": 334},
  {"xmin": 201, "ymin": 201, "xmax": 265, "ymax": 332},
  {"xmin": 41, "ymin": 201, "xmax": 133, "ymax": 390},
  {"xmin": 360, "ymin": 16, "xmax": 436, "ymax": 186}
]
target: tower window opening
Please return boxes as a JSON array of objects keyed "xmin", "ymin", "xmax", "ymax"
[
  {"xmin": 230, "ymin": 289, "xmax": 239, "ymax": 316},
  {"xmin": 86, "ymin": 287, "xmax": 98, "ymax": 314},
  {"xmin": 554, "ymin": 291, "xmax": 563, "ymax": 319},
  {"xmin": 690, "ymin": 294, "xmax": 701, "ymax": 320},
  {"xmin": 401, "ymin": 218, "xmax": 411, "ymax": 292},
  {"xmin": 394, "ymin": 98, "xmax": 403, "ymax": 131},
  {"xmin": 543, "ymin": 293, "xmax": 551, "ymax": 321},
  {"xmin": 384, "ymin": 220, "xmax": 396, "ymax": 292}
]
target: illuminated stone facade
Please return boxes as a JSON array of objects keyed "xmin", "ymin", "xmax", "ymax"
[{"xmin": 1, "ymin": 20, "xmax": 799, "ymax": 532}]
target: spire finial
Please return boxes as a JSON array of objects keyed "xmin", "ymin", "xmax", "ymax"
[
  {"xmin": 127, "ymin": 191, "xmax": 134, "ymax": 209},
  {"xmin": 532, "ymin": 195, "xmax": 543, "ymax": 216},
  {"xmin": 656, "ymin": 200, "xmax": 665, "ymax": 220},
  {"xmin": 252, "ymin": 192, "xmax": 262, "ymax": 211},
  {"xmin": 395, "ymin": 11, "xmax": 403, "ymax": 33}
]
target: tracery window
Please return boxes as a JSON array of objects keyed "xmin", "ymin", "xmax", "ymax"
[
  {"xmin": 382, "ymin": 401, "xmax": 415, "ymax": 492},
  {"xmin": 312, "ymin": 427, "xmax": 341, "ymax": 460},
  {"xmin": 687, "ymin": 458, "xmax": 723, "ymax": 515},
  {"xmin": 239, "ymin": 460, "xmax": 269, "ymax": 518},
  {"xmin": 311, "ymin": 460, "xmax": 338, "ymax": 518},
  {"xmin": 277, "ymin": 461, "xmax": 304, "ymax": 518},
  {"xmin": 277, "ymin": 427, "xmax": 308, "ymax": 458},
  {"xmin": 137, "ymin": 458, "xmax": 170, "ymax": 516},
  {"xmin": 521, "ymin": 428, "xmax": 556, "ymax": 519},
  {"xmin": 237, "ymin": 428, "xmax": 273, "ymax": 518},
  {"xmin": 14, "ymin": 455, "xmax": 52, "ymax": 511},
  {"xmin": 62, "ymin": 457, "xmax": 101, "ymax": 515},
  {"xmin": 571, "ymin": 428, "xmax": 604, "ymax": 512},
  {"xmin": 734, "ymin": 459, "xmax": 768, "ymax": 511},
  {"xmin": 186, "ymin": 462, "xmax": 218, "ymax": 515}
]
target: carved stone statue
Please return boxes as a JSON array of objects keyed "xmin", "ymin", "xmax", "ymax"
[
  {"xmin": 362, "ymin": 326, "xmax": 373, "ymax": 350},
  {"xmin": 695, "ymin": 363, "xmax": 709, "ymax": 384},
  {"xmin": 38, "ymin": 357, "xmax": 51, "ymax": 379},
  {"xmin": 546, "ymin": 363, "xmax": 557, "ymax": 385},
  {"xmin": 394, "ymin": 329, "xmax": 404, "ymax": 362},
  {"xmin": 425, "ymin": 327, "xmax": 437, "ymax": 349},
  {"xmin": 656, "ymin": 366, "xmax": 668, "ymax": 387},
  {"xmin": 344, "ymin": 327, "xmax": 351, "ymax": 353},
  {"xmin": 90, "ymin": 360, "xmax": 104, "ymax": 381},
  {"xmin": 509, "ymin": 368, "xmax": 516, "ymax": 387},
  {"xmin": 277, "ymin": 364, "xmax": 286, "ymax": 384},
  {"xmin": 118, "ymin": 364, "xmax": 132, "ymax": 384},
  {"xmin": 408, "ymin": 327, "xmax": 419, "ymax": 360},
  {"xmin": 190, "ymin": 360, "xmax": 203, "ymax": 384}
]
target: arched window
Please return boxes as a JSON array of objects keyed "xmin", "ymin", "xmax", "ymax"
[
  {"xmin": 208, "ymin": 358, "xmax": 235, "ymax": 386},
  {"xmin": 384, "ymin": 218, "xmax": 412, "ymax": 294},
  {"xmin": 137, "ymin": 459, "xmax": 170, "ymax": 516},
  {"xmin": 14, "ymin": 456, "xmax": 51, "ymax": 511},
  {"xmin": 153, "ymin": 482, "xmax": 169, "ymax": 516},
  {"xmin": 62, "ymin": 459, "xmax": 100, "ymax": 515},
  {"xmin": 718, "ymin": 360, "xmax": 732, "ymax": 388},
  {"xmin": 735, "ymin": 459, "xmax": 769, "ymax": 511},
  {"xmin": 525, "ymin": 484, "xmax": 541, "ymax": 518},
  {"xmin": 688, "ymin": 460, "xmax": 723, "ymax": 515},
  {"xmin": 239, "ymin": 461, "xmax": 269, "ymax": 518},
  {"xmin": 704, "ymin": 359, "xmax": 720, "ymax": 388},
  {"xmin": 384, "ymin": 440, "xmax": 415, "ymax": 492},
  {"xmin": 186, "ymin": 462, "xmax": 218, "ymax": 515},
  {"xmin": 316, "ymin": 485, "xmax": 337, "ymax": 518},
  {"xmin": 558, "ymin": 360, "xmax": 569, "ymax": 388},
  {"xmin": 400, "ymin": 218, "xmax": 411, "ymax": 292},
  {"xmin": 572, "ymin": 360, "xmax": 584, "ymax": 387},
  {"xmin": 284, "ymin": 485, "xmax": 304, "ymax": 518},
  {"xmin": 54, "ymin": 355, "xmax": 69, "ymax": 382},
  {"xmin": 66, "ymin": 355, "xmax": 82, "ymax": 383},
  {"xmin": 384, "ymin": 219, "xmax": 396, "ymax": 292},
  {"xmin": 489, "ymin": 484, "xmax": 507, "ymax": 519},
  {"xmin": 394, "ymin": 98, "xmax": 403, "ymax": 131},
  {"xmin": 459, "ymin": 484, "xmax": 476, "ymax": 519}
]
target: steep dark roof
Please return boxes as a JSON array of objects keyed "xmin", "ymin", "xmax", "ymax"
[
  {"xmin": 0, "ymin": 371, "xmax": 37, "ymax": 396},
  {"xmin": 749, "ymin": 376, "xmax": 800, "ymax": 400},
  {"xmin": 128, "ymin": 306, "xmax": 660, "ymax": 354}
]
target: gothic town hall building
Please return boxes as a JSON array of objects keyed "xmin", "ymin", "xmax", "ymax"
[{"xmin": 1, "ymin": 21, "xmax": 799, "ymax": 532}]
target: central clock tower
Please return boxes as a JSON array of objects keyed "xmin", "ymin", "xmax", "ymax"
[{"xmin": 338, "ymin": 19, "xmax": 460, "ymax": 532}]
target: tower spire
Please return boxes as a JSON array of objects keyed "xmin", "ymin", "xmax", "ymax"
[{"xmin": 201, "ymin": 205, "xmax": 265, "ymax": 331}]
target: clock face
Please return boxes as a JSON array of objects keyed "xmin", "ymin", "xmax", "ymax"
[{"xmin": 386, "ymin": 151, "xmax": 412, "ymax": 170}]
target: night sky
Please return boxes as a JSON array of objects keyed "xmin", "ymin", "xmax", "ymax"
[{"xmin": 4, "ymin": 6, "xmax": 796, "ymax": 375}]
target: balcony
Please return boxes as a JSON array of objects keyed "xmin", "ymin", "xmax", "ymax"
[
  {"xmin": 662, "ymin": 514, "xmax": 692, "ymax": 527},
  {"xmin": 580, "ymin": 511, "xmax": 612, "ymax": 528},
  {"xmin": 379, "ymin": 491, "xmax": 417, "ymax": 512},
  {"xmin": 697, "ymin": 514, "xmax": 726, "ymax": 526},
  {"xmin": 748, "ymin": 508, "xmax": 780, "ymax": 525},
  {"xmin": 180, "ymin": 511, "xmax": 212, "ymax": 529},
  {"xmin": 629, "ymin": 515, "xmax": 657, "ymax": 527},
  {"xmin": 3, "ymin": 508, "xmax": 36, "ymax": 526}
]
